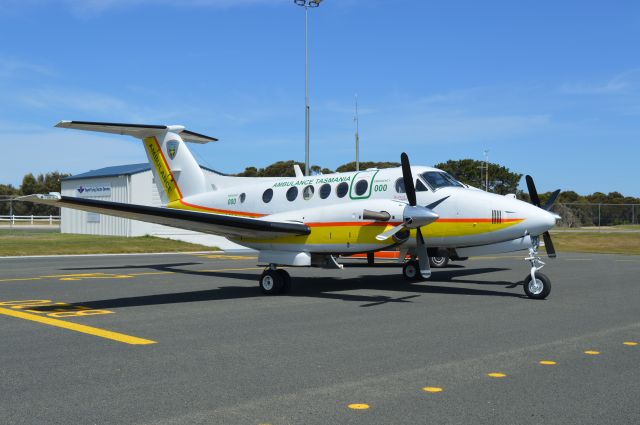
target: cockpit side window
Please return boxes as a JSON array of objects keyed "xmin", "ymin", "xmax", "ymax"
[
  {"xmin": 420, "ymin": 171, "xmax": 463, "ymax": 190},
  {"xmin": 416, "ymin": 179, "xmax": 429, "ymax": 192},
  {"xmin": 395, "ymin": 178, "xmax": 405, "ymax": 193}
]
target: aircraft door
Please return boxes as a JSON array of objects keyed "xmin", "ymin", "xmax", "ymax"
[{"xmin": 349, "ymin": 171, "xmax": 379, "ymax": 200}]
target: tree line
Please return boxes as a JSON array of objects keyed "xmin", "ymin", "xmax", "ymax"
[
  {"xmin": 3, "ymin": 161, "xmax": 638, "ymax": 225},
  {"xmin": 0, "ymin": 172, "xmax": 70, "ymax": 216}
]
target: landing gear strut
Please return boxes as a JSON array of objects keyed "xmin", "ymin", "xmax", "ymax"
[
  {"xmin": 259, "ymin": 265, "xmax": 291, "ymax": 295},
  {"xmin": 523, "ymin": 236, "xmax": 551, "ymax": 299}
]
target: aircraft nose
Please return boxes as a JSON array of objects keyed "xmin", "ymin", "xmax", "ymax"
[{"xmin": 526, "ymin": 206, "xmax": 557, "ymax": 235}]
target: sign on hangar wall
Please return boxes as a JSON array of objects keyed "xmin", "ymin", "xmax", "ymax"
[{"xmin": 75, "ymin": 184, "xmax": 111, "ymax": 197}]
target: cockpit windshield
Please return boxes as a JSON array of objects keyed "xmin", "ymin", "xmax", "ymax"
[{"xmin": 420, "ymin": 171, "xmax": 464, "ymax": 190}]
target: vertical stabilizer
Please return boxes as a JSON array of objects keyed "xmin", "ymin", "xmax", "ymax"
[{"xmin": 143, "ymin": 132, "xmax": 208, "ymax": 204}]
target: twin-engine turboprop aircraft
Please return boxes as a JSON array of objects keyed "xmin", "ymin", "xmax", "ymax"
[{"xmin": 23, "ymin": 121, "xmax": 560, "ymax": 299}]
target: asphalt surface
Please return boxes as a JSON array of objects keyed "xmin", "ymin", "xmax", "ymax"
[{"xmin": 1, "ymin": 252, "xmax": 638, "ymax": 424}]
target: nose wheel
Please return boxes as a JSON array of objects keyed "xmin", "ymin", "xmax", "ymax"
[
  {"xmin": 523, "ymin": 236, "xmax": 552, "ymax": 299},
  {"xmin": 523, "ymin": 272, "xmax": 551, "ymax": 299},
  {"xmin": 259, "ymin": 266, "xmax": 291, "ymax": 295}
]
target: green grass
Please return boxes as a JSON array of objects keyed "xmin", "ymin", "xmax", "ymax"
[
  {"xmin": 547, "ymin": 232, "xmax": 640, "ymax": 255},
  {"xmin": 0, "ymin": 230, "xmax": 214, "ymax": 256},
  {"xmin": 614, "ymin": 224, "xmax": 640, "ymax": 230}
]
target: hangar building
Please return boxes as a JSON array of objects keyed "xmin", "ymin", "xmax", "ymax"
[{"xmin": 60, "ymin": 163, "xmax": 243, "ymax": 250}]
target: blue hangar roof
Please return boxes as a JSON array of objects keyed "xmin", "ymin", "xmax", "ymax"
[
  {"xmin": 63, "ymin": 163, "xmax": 226, "ymax": 181},
  {"xmin": 63, "ymin": 163, "xmax": 151, "ymax": 181}
]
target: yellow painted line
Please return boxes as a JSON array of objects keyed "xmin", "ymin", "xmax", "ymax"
[
  {"xmin": 199, "ymin": 254, "xmax": 257, "ymax": 260},
  {"xmin": 347, "ymin": 403, "xmax": 370, "ymax": 410},
  {"xmin": 0, "ymin": 307, "xmax": 155, "ymax": 345},
  {"xmin": 129, "ymin": 271, "xmax": 175, "ymax": 276},
  {"xmin": 584, "ymin": 350, "xmax": 600, "ymax": 355},
  {"xmin": 487, "ymin": 372, "xmax": 507, "ymax": 378},
  {"xmin": 422, "ymin": 386, "xmax": 443, "ymax": 393},
  {"xmin": 539, "ymin": 360, "xmax": 557, "ymax": 365},
  {"xmin": 623, "ymin": 341, "xmax": 638, "ymax": 346},
  {"xmin": 0, "ymin": 277, "xmax": 42, "ymax": 283},
  {"xmin": 198, "ymin": 267, "xmax": 264, "ymax": 273}
]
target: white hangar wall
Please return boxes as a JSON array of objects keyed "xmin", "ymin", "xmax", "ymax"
[{"xmin": 60, "ymin": 167, "xmax": 244, "ymax": 250}]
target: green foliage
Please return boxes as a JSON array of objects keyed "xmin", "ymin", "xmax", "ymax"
[
  {"xmin": 335, "ymin": 161, "xmax": 400, "ymax": 173},
  {"xmin": 236, "ymin": 160, "xmax": 331, "ymax": 177},
  {"xmin": 0, "ymin": 184, "xmax": 18, "ymax": 215},
  {"xmin": 8, "ymin": 171, "xmax": 71, "ymax": 216},
  {"xmin": 434, "ymin": 159, "xmax": 522, "ymax": 195}
]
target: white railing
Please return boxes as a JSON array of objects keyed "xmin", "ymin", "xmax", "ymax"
[{"xmin": 0, "ymin": 215, "xmax": 60, "ymax": 225}]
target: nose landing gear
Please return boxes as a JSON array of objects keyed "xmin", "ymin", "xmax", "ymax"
[{"xmin": 523, "ymin": 236, "xmax": 551, "ymax": 299}]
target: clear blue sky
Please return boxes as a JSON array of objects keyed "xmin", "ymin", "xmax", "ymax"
[{"xmin": 1, "ymin": 0, "xmax": 639, "ymax": 196}]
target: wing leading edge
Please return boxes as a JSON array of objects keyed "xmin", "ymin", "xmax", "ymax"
[{"xmin": 21, "ymin": 194, "xmax": 310, "ymax": 239}]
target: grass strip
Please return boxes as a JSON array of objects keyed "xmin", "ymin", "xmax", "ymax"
[
  {"xmin": 0, "ymin": 230, "xmax": 213, "ymax": 256},
  {"xmin": 548, "ymin": 232, "xmax": 640, "ymax": 255}
]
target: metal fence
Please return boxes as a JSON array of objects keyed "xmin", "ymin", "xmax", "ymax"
[
  {"xmin": 552, "ymin": 203, "xmax": 640, "ymax": 228},
  {"xmin": 0, "ymin": 215, "xmax": 60, "ymax": 225}
]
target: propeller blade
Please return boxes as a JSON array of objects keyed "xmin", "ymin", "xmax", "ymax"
[
  {"xmin": 401, "ymin": 152, "xmax": 417, "ymax": 206},
  {"xmin": 416, "ymin": 227, "xmax": 431, "ymax": 278},
  {"xmin": 525, "ymin": 175, "xmax": 541, "ymax": 207},
  {"xmin": 543, "ymin": 189, "xmax": 561, "ymax": 211},
  {"xmin": 542, "ymin": 231, "xmax": 557, "ymax": 258},
  {"xmin": 375, "ymin": 223, "xmax": 407, "ymax": 241}
]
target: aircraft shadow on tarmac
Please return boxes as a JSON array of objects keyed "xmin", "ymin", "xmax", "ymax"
[{"xmin": 51, "ymin": 263, "xmax": 526, "ymax": 310}]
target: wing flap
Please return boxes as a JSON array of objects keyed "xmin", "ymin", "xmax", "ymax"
[{"xmin": 20, "ymin": 194, "xmax": 309, "ymax": 239}]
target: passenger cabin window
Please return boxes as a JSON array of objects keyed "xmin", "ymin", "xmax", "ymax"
[
  {"xmin": 262, "ymin": 188, "xmax": 273, "ymax": 203},
  {"xmin": 286, "ymin": 186, "xmax": 298, "ymax": 202},
  {"xmin": 303, "ymin": 185, "xmax": 314, "ymax": 200},
  {"xmin": 239, "ymin": 193, "xmax": 246, "ymax": 203},
  {"xmin": 355, "ymin": 180, "xmax": 368, "ymax": 196},
  {"xmin": 420, "ymin": 171, "xmax": 463, "ymax": 190},
  {"xmin": 319, "ymin": 183, "xmax": 331, "ymax": 199},
  {"xmin": 336, "ymin": 182, "xmax": 349, "ymax": 198}
]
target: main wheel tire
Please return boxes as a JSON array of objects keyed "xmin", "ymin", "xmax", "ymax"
[
  {"xmin": 429, "ymin": 256, "xmax": 449, "ymax": 268},
  {"xmin": 523, "ymin": 272, "xmax": 551, "ymax": 299},
  {"xmin": 276, "ymin": 269, "xmax": 291, "ymax": 294},
  {"xmin": 403, "ymin": 260, "xmax": 422, "ymax": 281},
  {"xmin": 259, "ymin": 269, "xmax": 284, "ymax": 295}
]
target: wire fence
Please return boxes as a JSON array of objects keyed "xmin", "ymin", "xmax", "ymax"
[{"xmin": 552, "ymin": 203, "xmax": 640, "ymax": 228}]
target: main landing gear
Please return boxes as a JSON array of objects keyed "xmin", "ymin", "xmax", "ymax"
[
  {"xmin": 523, "ymin": 236, "xmax": 552, "ymax": 299},
  {"xmin": 258, "ymin": 265, "xmax": 291, "ymax": 295}
]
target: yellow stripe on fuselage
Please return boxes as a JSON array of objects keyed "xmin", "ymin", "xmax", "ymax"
[{"xmin": 236, "ymin": 219, "xmax": 524, "ymax": 245}]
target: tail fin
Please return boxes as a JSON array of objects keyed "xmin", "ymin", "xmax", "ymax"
[{"xmin": 55, "ymin": 121, "xmax": 217, "ymax": 204}]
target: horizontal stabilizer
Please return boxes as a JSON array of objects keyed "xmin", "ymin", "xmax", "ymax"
[{"xmin": 55, "ymin": 120, "xmax": 218, "ymax": 143}]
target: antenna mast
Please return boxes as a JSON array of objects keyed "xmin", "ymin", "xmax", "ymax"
[{"xmin": 354, "ymin": 94, "xmax": 360, "ymax": 171}]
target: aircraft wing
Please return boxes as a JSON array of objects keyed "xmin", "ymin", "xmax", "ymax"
[{"xmin": 20, "ymin": 194, "xmax": 310, "ymax": 239}]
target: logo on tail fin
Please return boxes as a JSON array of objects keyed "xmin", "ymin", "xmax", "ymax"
[{"xmin": 167, "ymin": 141, "xmax": 179, "ymax": 160}]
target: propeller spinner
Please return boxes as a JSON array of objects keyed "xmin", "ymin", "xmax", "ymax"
[{"xmin": 525, "ymin": 175, "xmax": 560, "ymax": 258}]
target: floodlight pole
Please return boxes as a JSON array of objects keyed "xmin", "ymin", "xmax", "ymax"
[
  {"xmin": 304, "ymin": 4, "xmax": 310, "ymax": 176},
  {"xmin": 354, "ymin": 94, "xmax": 360, "ymax": 171},
  {"xmin": 295, "ymin": 0, "xmax": 321, "ymax": 176}
]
